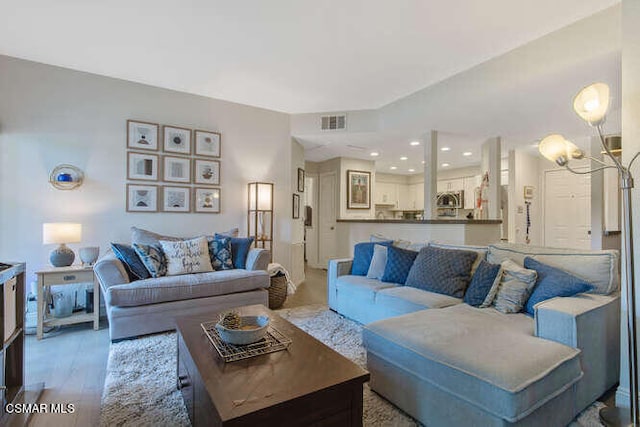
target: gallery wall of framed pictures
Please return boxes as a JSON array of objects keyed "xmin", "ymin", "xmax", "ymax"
[{"xmin": 126, "ymin": 120, "xmax": 222, "ymax": 213}]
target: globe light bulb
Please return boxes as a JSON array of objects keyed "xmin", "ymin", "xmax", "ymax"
[{"xmin": 573, "ymin": 83, "xmax": 609, "ymax": 126}]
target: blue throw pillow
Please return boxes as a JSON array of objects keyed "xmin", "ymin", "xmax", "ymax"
[
  {"xmin": 351, "ymin": 241, "xmax": 393, "ymax": 276},
  {"xmin": 463, "ymin": 260, "xmax": 501, "ymax": 306},
  {"xmin": 111, "ymin": 243, "xmax": 151, "ymax": 281},
  {"xmin": 132, "ymin": 243, "xmax": 167, "ymax": 278},
  {"xmin": 405, "ymin": 246, "xmax": 478, "ymax": 297},
  {"xmin": 381, "ymin": 246, "xmax": 418, "ymax": 284},
  {"xmin": 207, "ymin": 235, "xmax": 233, "ymax": 270},
  {"xmin": 215, "ymin": 234, "xmax": 254, "ymax": 269},
  {"xmin": 523, "ymin": 257, "xmax": 593, "ymax": 315}
]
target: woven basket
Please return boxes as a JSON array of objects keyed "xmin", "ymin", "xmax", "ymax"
[{"xmin": 269, "ymin": 275, "xmax": 287, "ymax": 309}]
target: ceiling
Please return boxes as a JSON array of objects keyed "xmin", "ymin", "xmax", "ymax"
[{"xmin": 0, "ymin": 0, "xmax": 619, "ymax": 115}]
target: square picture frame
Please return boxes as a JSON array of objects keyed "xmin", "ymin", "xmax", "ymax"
[
  {"xmin": 292, "ymin": 193, "xmax": 300, "ymax": 219},
  {"xmin": 346, "ymin": 169, "xmax": 371, "ymax": 209},
  {"xmin": 297, "ymin": 168, "xmax": 305, "ymax": 192},
  {"xmin": 127, "ymin": 152, "xmax": 159, "ymax": 181},
  {"xmin": 126, "ymin": 184, "xmax": 158, "ymax": 212},
  {"xmin": 163, "ymin": 125, "xmax": 192, "ymax": 154},
  {"xmin": 194, "ymin": 187, "xmax": 221, "ymax": 213},
  {"xmin": 193, "ymin": 159, "xmax": 220, "ymax": 185},
  {"xmin": 163, "ymin": 156, "xmax": 191, "ymax": 183},
  {"xmin": 194, "ymin": 130, "xmax": 221, "ymax": 158},
  {"xmin": 162, "ymin": 186, "xmax": 191, "ymax": 213},
  {"xmin": 127, "ymin": 120, "xmax": 159, "ymax": 151}
]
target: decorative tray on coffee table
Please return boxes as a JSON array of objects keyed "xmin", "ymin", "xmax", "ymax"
[{"xmin": 201, "ymin": 320, "xmax": 292, "ymax": 363}]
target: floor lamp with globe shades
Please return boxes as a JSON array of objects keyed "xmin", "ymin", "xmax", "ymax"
[{"xmin": 538, "ymin": 82, "xmax": 639, "ymax": 427}]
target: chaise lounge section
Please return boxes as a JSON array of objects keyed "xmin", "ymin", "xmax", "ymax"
[{"xmin": 329, "ymin": 242, "xmax": 620, "ymax": 426}]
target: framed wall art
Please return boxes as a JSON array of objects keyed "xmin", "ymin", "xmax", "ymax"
[
  {"xmin": 163, "ymin": 125, "xmax": 192, "ymax": 154},
  {"xmin": 127, "ymin": 152, "xmax": 159, "ymax": 181},
  {"xmin": 524, "ymin": 185, "xmax": 534, "ymax": 199},
  {"xmin": 162, "ymin": 186, "xmax": 190, "ymax": 212},
  {"xmin": 194, "ymin": 130, "xmax": 221, "ymax": 158},
  {"xmin": 163, "ymin": 156, "xmax": 191, "ymax": 183},
  {"xmin": 297, "ymin": 168, "xmax": 305, "ymax": 192},
  {"xmin": 194, "ymin": 187, "xmax": 220, "ymax": 213},
  {"xmin": 292, "ymin": 193, "xmax": 300, "ymax": 219},
  {"xmin": 194, "ymin": 159, "xmax": 220, "ymax": 185},
  {"xmin": 127, "ymin": 120, "xmax": 159, "ymax": 151},
  {"xmin": 346, "ymin": 169, "xmax": 371, "ymax": 209},
  {"xmin": 126, "ymin": 184, "xmax": 158, "ymax": 212}
]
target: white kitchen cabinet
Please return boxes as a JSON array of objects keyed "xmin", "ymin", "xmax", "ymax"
[
  {"xmin": 437, "ymin": 178, "xmax": 464, "ymax": 192},
  {"xmin": 397, "ymin": 184, "xmax": 411, "ymax": 210},
  {"xmin": 408, "ymin": 183, "xmax": 424, "ymax": 210},
  {"xmin": 463, "ymin": 175, "xmax": 482, "ymax": 209},
  {"xmin": 375, "ymin": 182, "xmax": 398, "ymax": 205}
]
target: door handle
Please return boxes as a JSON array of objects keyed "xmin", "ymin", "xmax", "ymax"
[{"xmin": 330, "ymin": 226, "xmax": 335, "ymax": 230}]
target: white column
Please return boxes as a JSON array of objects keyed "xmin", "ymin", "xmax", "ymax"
[
  {"xmin": 423, "ymin": 130, "xmax": 438, "ymax": 219},
  {"xmin": 480, "ymin": 137, "xmax": 502, "ymax": 219}
]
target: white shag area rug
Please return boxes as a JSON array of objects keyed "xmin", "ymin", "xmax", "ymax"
[{"xmin": 100, "ymin": 304, "xmax": 605, "ymax": 427}]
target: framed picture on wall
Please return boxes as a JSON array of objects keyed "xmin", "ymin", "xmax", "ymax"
[
  {"xmin": 162, "ymin": 186, "xmax": 190, "ymax": 212},
  {"xmin": 127, "ymin": 152, "xmax": 159, "ymax": 181},
  {"xmin": 194, "ymin": 159, "xmax": 220, "ymax": 185},
  {"xmin": 292, "ymin": 193, "xmax": 300, "ymax": 219},
  {"xmin": 297, "ymin": 168, "xmax": 305, "ymax": 192},
  {"xmin": 127, "ymin": 120, "xmax": 159, "ymax": 151},
  {"xmin": 163, "ymin": 156, "xmax": 191, "ymax": 183},
  {"xmin": 163, "ymin": 125, "xmax": 192, "ymax": 154},
  {"xmin": 194, "ymin": 130, "xmax": 221, "ymax": 158},
  {"xmin": 346, "ymin": 169, "xmax": 371, "ymax": 209},
  {"xmin": 126, "ymin": 184, "xmax": 158, "ymax": 212},
  {"xmin": 194, "ymin": 187, "xmax": 220, "ymax": 213}
]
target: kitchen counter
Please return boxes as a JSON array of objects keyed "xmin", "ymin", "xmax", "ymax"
[{"xmin": 337, "ymin": 219, "xmax": 501, "ymax": 225}]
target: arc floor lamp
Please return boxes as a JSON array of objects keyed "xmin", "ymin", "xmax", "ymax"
[{"xmin": 538, "ymin": 82, "xmax": 638, "ymax": 426}]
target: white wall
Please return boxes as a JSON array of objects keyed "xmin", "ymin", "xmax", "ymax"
[
  {"xmin": 290, "ymin": 139, "xmax": 306, "ymax": 283},
  {"xmin": 0, "ymin": 55, "xmax": 293, "ymax": 281},
  {"xmin": 508, "ymin": 150, "xmax": 542, "ymax": 245}
]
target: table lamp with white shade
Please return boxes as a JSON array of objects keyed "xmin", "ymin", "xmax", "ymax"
[{"xmin": 42, "ymin": 223, "xmax": 82, "ymax": 267}]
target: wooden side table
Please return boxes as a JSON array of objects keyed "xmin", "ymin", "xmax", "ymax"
[{"xmin": 35, "ymin": 265, "xmax": 99, "ymax": 340}]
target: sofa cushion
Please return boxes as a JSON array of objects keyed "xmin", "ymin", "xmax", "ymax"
[
  {"xmin": 366, "ymin": 244, "xmax": 388, "ymax": 280},
  {"xmin": 132, "ymin": 243, "xmax": 167, "ymax": 278},
  {"xmin": 463, "ymin": 260, "xmax": 501, "ymax": 307},
  {"xmin": 492, "ymin": 259, "xmax": 538, "ymax": 314},
  {"xmin": 105, "ymin": 269, "xmax": 269, "ymax": 307},
  {"xmin": 487, "ymin": 243, "xmax": 618, "ymax": 295},
  {"xmin": 524, "ymin": 257, "xmax": 593, "ymax": 315},
  {"xmin": 207, "ymin": 235, "xmax": 233, "ymax": 270},
  {"xmin": 352, "ymin": 241, "xmax": 393, "ymax": 276},
  {"xmin": 363, "ymin": 304, "xmax": 582, "ymax": 422},
  {"xmin": 381, "ymin": 246, "xmax": 418, "ymax": 284},
  {"xmin": 335, "ymin": 275, "xmax": 397, "ymax": 303},
  {"xmin": 215, "ymin": 234, "xmax": 254, "ymax": 269},
  {"xmin": 375, "ymin": 286, "xmax": 461, "ymax": 314},
  {"xmin": 405, "ymin": 246, "xmax": 477, "ymax": 298},
  {"xmin": 111, "ymin": 243, "xmax": 150, "ymax": 281},
  {"xmin": 160, "ymin": 237, "xmax": 214, "ymax": 276}
]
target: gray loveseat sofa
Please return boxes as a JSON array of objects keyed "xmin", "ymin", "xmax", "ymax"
[
  {"xmin": 95, "ymin": 228, "xmax": 270, "ymax": 341},
  {"xmin": 328, "ymin": 242, "xmax": 620, "ymax": 427}
]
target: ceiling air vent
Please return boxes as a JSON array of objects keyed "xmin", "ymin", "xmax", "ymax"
[{"xmin": 320, "ymin": 114, "xmax": 346, "ymax": 131}]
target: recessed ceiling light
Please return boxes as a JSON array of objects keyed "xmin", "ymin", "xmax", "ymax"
[
  {"xmin": 463, "ymin": 151, "xmax": 472, "ymax": 156},
  {"xmin": 410, "ymin": 141, "xmax": 420, "ymax": 146},
  {"xmin": 400, "ymin": 156, "xmax": 408, "ymax": 160},
  {"xmin": 408, "ymin": 168, "xmax": 415, "ymax": 172},
  {"xmin": 440, "ymin": 147, "xmax": 451, "ymax": 152},
  {"xmin": 441, "ymin": 163, "xmax": 450, "ymax": 167},
  {"xmin": 390, "ymin": 166, "xmax": 398, "ymax": 170},
  {"xmin": 421, "ymin": 160, "xmax": 425, "ymax": 164},
  {"xmin": 370, "ymin": 151, "xmax": 380, "ymax": 157}
]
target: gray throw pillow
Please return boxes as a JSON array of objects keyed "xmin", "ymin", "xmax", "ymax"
[
  {"xmin": 366, "ymin": 244, "xmax": 388, "ymax": 280},
  {"xmin": 405, "ymin": 246, "xmax": 478, "ymax": 298},
  {"xmin": 492, "ymin": 259, "xmax": 538, "ymax": 313},
  {"xmin": 131, "ymin": 226, "xmax": 239, "ymax": 246}
]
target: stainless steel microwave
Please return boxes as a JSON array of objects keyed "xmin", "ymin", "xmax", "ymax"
[{"xmin": 436, "ymin": 191, "xmax": 464, "ymax": 208}]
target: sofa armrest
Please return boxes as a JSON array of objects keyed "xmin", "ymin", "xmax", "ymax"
[
  {"xmin": 94, "ymin": 252, "xmax": 130, "ymax": 294},
  {"xmin": 535, "ymin": 293, "xmax": 620, "ymax": 409},
  {"xmin": 246, "ymin": 248, "xmax": 270, "ymax": 271},
  {"xmin": 328, "ymin": 258, "xmax": 353, "ymax": 311}
]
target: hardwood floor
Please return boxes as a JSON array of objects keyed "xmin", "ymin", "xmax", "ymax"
[{"xmin": 24, "ymin": 266, "xmax": 328, "ymax": 426}]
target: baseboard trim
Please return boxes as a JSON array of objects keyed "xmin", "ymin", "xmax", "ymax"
[{"xmin": 616, "ymin": 385, "xmax": 631, "ymax": 407}]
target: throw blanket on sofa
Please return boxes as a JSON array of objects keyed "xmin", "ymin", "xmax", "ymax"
[{"xmin": 268, "ymin": 263, "xmax": 297, "ymax": 295}]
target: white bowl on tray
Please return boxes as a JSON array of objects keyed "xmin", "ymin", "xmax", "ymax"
[{"xmin": 215, "ymin": 315, "xmax": 270, "ymax": 345}]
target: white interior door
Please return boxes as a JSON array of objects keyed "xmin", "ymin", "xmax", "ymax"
[
  {"xmin": 544, "ymin": 168, "xmax": 591, "ymax": 249},
  {"xmin": 319, "ymin": 172, "xmax": 337, "ymax": 267}
]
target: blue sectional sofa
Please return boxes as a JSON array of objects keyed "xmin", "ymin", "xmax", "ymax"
[{"xmin": 328, "ymin": 242, "xmax": 620, "ymax": 427}]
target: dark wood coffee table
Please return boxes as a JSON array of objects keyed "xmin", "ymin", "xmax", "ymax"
[{"xmin": 176, "ymin": 304, "xmax": 369, "ymax": 426}]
